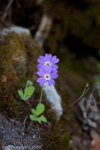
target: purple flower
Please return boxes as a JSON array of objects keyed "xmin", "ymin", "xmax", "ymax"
[
  {"xmin": 36, "ymin": 67, "xmax": 58, "ymax": 86},
  {"xmin": 37, "ymin": 54, "xmax": 59, "ymax": 71}
]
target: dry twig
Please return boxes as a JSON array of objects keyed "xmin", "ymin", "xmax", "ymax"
[
  {"xmin": 56, "ymin": 83, "xmax": 89, "ymax": 114},
  {"xmin": 1, "ymin": 0, "xmax": 14, "ymax": 21}
]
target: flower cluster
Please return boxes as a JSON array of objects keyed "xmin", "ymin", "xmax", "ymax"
[{"xmin": 36, "ymin": 54, "xmax": 59, "ymax": 86}]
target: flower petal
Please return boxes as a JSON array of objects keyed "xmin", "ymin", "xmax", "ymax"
[
  {"xmin": 36, "ymin": 70, "xmax": 45, "ymax": 76},
  {"xmin": 37, "ymin": 64, "xmax": 43, "ymax": 70},
  {"xmin": 39, "ymin": 56, "xmax": 44, "ymax": 59},
  {"xmin": 48, "ymin": 54, "xmax": 52, "ymax": 61},
  {"xmin": 37, "ymin": 56, "xmax": 45, "ymax": 64},
  {"xmin": 37, "ymin": 77, "xmax": 43, "ymax": 82},
  {"xmin": 37, "ymin": 77, "xmax": 46, "ymax": 85},
  {"xmin": 51, "ymin": 56, "xmax": 59, "ymax": 64},
  {"xmin": 40, "ymin": 78, "xmax": 46, "ymax": 85},
  {"xmin": 51, "ymin": 71, "xmax": 58, "ymax": 79},
  {"xmin": 45, "ymin": 53, "xmax": 52, "ymax": 61},
  {"xmin": 52, "ymin": 64, "xmax": 58, "ymax": 71},
  {"xmin": 48, "ymin": 79, "xmax": 55, "ymax": 86},
  {"xmin": 45, "ymin": 54, "xmax": 49, "ymax": 61},
  {"xmin": 44, "ymin": 66, "xmax": 52, "ymax": 74}
]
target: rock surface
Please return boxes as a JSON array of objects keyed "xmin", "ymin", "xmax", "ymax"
[
  {"xmin": 0, "ymin": 31, "xmax": 64, "ymax": 150},
  {"xmin": 0, "ymin": 113, "xmax": 42, "ymax": 150}
]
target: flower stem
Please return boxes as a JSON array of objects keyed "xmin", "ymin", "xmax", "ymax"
[{"xmin": 39, "ymin": 85, "xmax": 43, "ymax": 103}]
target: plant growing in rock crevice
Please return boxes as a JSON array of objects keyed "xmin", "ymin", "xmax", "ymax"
[
  {"xmin": 18, "ymin": 53, "xmax": 59, "ymax": 124},
  {"xmin": 30, "ymin": 103, "xmax": 46, "ymax": 123},
  {"xmin": 18, "ymin": 81, "xmax": 35, "ymax": 101}
]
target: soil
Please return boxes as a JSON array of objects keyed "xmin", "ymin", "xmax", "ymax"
[{"xmin": 0, "ymin": 113, "xmax": 43, "ymax": 150}]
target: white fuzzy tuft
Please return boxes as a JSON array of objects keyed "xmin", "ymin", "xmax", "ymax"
[{"xmin": 43, "ymin": 83, "xmax": 63, "ymax": 120}]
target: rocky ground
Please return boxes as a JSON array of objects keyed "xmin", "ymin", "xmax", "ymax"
[{"xmin": 0, "ymin": 0, "xmax": 100, "ymax": 150}]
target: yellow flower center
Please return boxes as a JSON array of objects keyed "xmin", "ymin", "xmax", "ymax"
[
  {"xmin": 45, "ymin": 61, "xmax": 51, "ymax": 66},
  {"xmin": 44, "ymin": 74, "xmax": 50, "ymax": 80}
]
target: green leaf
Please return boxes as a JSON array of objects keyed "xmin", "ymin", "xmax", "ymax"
[
  {"xmin": 29, "ymin": 115, "xmax": 36, "ymax": 121},
  {"xmin": 25, "ymin": 86, "xmax": 35, "ymax": 97},
  {"xmin": 96, "ymin": 63, "xmax": 100, "ymax": 71},
  {"xmin": 36, "ymin": 118, "xmax": 41, "ymax": 124},
  {"xmin": 31, "ymin": 109, "xmax": 36, "ymax": 115},
  {"xmin": 21, "ymin": 96, "xmax": 30, "ymax": 101},
  {"xmin": 37, "ymin": 115, "xmax": 47, "ymax": 123},
  {"xmin": 36, "ymin": 103, "xmax": 45, "ymax": 116},
  {"xmin": 18, "ymin": 90, "xmax": 23, "ymax": 97},
  {"xmin": 98, "ymin": 50, "xmax": 100, "ymax": 56},
  {"xmin": 29, "ymin": 114, "xmax": 47, "ymax": 124}
]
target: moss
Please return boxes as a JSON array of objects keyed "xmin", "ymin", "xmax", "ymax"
[
  {"xmin": 0, "ymin": 32, "xmax": 42, "ymax": 118},
  {"xmin": 40, "ymin": 102, "xmax": 65, "ymax": 150},
  {"xmin": 63, "ymin": 132, "xmax": 71, "ymax": 150},
  {"xmin": 0, "ymin": 32, "xmax": 66, "ymax": 150},
  {"xmin": 0, "ymin": 31, "xmax": 97, "ymax": 150}
]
